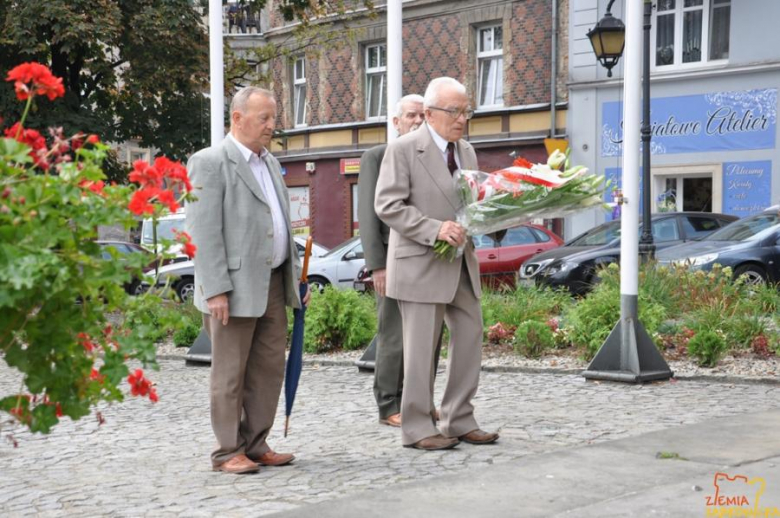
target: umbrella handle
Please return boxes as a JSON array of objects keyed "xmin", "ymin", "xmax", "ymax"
[{"xmin": 300, "ymin": 236, "xmax": 313, "ymax": 283}]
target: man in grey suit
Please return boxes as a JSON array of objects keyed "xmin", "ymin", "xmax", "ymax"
[
  {"xmin": 186, "ymin": 87, "xmax": 310, "ymax": 474},
  {"xmin": 358, "ymin": 94, "xmax": 425, "ymax": 428},
  {"xmin": 375, "ymin": 77, "xmax": 499, "ymax": 451}
]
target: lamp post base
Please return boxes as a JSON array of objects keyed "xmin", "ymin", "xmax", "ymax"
[{"xmin": 582, "ymin": 295, "xmax": 673, "ymax": 383}]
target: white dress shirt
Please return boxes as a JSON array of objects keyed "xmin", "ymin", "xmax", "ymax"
[
  {"xmin": 427, "ymin": 124, "xmax": 461, "ymax": 170},
  {"xmin": 228, "ymin": 133, "xmax": 289, "ymax": 269}
]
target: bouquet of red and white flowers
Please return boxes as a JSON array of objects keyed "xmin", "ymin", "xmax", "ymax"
[{"xmin": 435, "ymin": 150, "xmax": 609, "ymax": 259}]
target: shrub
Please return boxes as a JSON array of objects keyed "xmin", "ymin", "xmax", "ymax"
[
  {"xmin": 687, "ymin": 329, "xmax": 727, "ymax": 367},
  {"xmin": 482, "ymin": 284, "xmax": 571, "ymax": 342},
  {"xmin": 303, "ymin": 286, "xmax": 376, "ymax": 353},
  {"xmin": 173, "ymin": 305, "xmax": 202, "ymax": 348},
  {"xmin": 563, "ymin": 264, "xmax": 667, "ymax": 360},
  {"xmin": 514, "ymin": 320, "xmax": 554, "ymax": 358}
]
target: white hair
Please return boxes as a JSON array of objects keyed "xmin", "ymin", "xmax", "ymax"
[
  {"xmin": 423, "ymin": 77, "xmax": 466, "ymax": 108},
  {"xmin": 230, "ymin": 86, "xmax": 274, "ymax": 116},
  {"xmin": 395, "ymin": 94, "xmax": 424, "ymax": 118}
]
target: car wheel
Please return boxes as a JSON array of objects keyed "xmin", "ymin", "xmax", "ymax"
[
  {"xmin": 176, "ymin": 277, "xmax": 195, "ymax": 303},
  {"xmin": 734, "ymin": 264, "xmax": 766, "ymax": 286},
  {"xmin": 308, "ymin": 275, "xmax": 329, "ymax": 293}
]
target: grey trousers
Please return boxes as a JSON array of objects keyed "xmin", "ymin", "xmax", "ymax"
[{"xmin": 204, "ymin": 269, "xmax": 287, "ymax": 466}]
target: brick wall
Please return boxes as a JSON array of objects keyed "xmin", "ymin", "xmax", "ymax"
[{"xmin": 264, "ymin": 0, "xmax": 560, "ymax": 129}]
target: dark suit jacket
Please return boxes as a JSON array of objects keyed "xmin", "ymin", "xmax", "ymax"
[{"xmin": 357, "ymin": 144, "xmax": 391, "ymax": 273}]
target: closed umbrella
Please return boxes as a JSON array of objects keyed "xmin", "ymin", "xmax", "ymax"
[{"xmin": 284, "ymin": 235, "xmax": 313, "ymax": 437}]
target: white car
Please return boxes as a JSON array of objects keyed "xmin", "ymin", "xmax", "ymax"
[
  {"xmin": 306, "ymin": 236, "xmax": 365, "ymax": 290},
  {"xmin": 143, "ymin": 236, "xmax": 329, "ymax": 302}
]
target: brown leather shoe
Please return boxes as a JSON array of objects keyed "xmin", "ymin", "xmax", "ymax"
[
  {"xmin": 255, "ymin": 450, "xmax": 295, "ymax": 467},
  {"xmin": 459, "ymin": 429, "xmax": 499, "ymax": 445},
  {"xmin": 379, "ymin": 413, "xmax": 402, "ymax": 427},
  {"xmin": 212, "ymin": 454, "xmax": 260, "ymax": 474},
  {"xmin": 404, "ymin": 434, "xmax": 460, "ymax": 451}
]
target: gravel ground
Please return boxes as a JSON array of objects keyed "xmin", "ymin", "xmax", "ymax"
[{"xmin": 156, "ymin": 337, "xmax": 780, "ymax": 384}]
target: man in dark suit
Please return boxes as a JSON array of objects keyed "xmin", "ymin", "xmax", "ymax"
[
  {"xmin": 358, "ymin": 94, "xmax": 425, "ymax": 427},
  {"xmin": 375, "ymin": 77, "xmax": 499, "ymax": 450},
  {"xmin": 186, "ymin": 87, "xmax": 310, "ymax": 474}
]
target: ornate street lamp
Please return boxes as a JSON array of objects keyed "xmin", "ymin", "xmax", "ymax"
[{"xmin": 587, "ymin": 0, "xmax": 626, "ymax": 78}]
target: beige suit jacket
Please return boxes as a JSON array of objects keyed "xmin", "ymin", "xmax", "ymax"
[
  {"xmin": 374, "ymin": 124, "xmax": 481, "ymax": 304},
  {"xmin": 185, "ymin": 137, "xmax": 302, "ymax": 317}
]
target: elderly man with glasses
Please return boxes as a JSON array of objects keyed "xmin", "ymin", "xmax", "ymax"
[{"xmin": 374, "ymin": 77, "xmax": 499, "ymax": 451}]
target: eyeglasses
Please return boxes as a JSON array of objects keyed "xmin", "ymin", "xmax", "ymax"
[{"xmin": 428, "ymin": 106, "xmax": 475, "ymax": 120}]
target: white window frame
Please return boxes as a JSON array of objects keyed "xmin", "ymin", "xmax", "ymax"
[
  {"xmin": 476, "ymin": 24, "xmax": 504, "ymax": 108},
  {"xmin": 365, "ymin": 44, "xmax": 386, "ymax": 121},
  {"xmin": 651, "ymin": 0, "xmax": 730, "ymax": 72},
  {"xmin": 293, "ymin": 56, "xmax": 307, "ymax": 128},
  {"xmin": 651, "ymin": 164, "xmax": 723, "ymax": 214}
]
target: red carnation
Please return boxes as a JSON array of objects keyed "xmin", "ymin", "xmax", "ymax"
[{"xmin": 6, "ymin": 62, "xmax": 65, "ymax": 101}]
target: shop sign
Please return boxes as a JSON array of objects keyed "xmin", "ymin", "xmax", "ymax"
[
  {"xmin": 340, "ymin": 158, "xmax": 361, "ymax": 175},
  {"xmin": 722, "ymin": 160, "xmax": 772, "ymax": 217},
  {"xmin": 602, "ymin": 88, "xmax": 777, "ymax": 156}
]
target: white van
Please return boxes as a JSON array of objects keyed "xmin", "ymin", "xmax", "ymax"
[{"xmin": 140, "ymin": 210, "xmax": 187, "ymax": 261}]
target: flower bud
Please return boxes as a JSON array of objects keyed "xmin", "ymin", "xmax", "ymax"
[{"xmin": 547, "ymin": 149, "xmax": 567, "ymax": 170}]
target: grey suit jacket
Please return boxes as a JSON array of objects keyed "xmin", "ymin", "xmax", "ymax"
[
  {"xmin": 374, "ymin": 124, "xmax": 481, "ymax": 304},
  {"xmin": 357, "ymin": 144, "xmax": 390, "ymax": 273},
  {"xmin": 185, "ymin": 137, "xmax": 302, "ymax": 317}
]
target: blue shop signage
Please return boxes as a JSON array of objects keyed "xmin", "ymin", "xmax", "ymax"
[
  {"xmin": 722, "ymin": 160, "xmax": 772, "ymax": 218},
  {"xmin": 602, "ymin": 89, "xmax": 778, "ymax": 156}
]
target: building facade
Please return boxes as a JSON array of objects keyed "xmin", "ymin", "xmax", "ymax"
[
  {"xmin": 568, "ymin": 0, "xmax": 780, "ymax": 238},
  {"xmin": 228, "ymin": 0, "xmax": 569, "ymax": 247}
]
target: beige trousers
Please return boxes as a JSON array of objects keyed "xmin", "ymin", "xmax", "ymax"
[
  {"xmin": 397, "ymin": 264, "xmax": 483, "ymax": 445},
  {"xmin": 204, "ymin": 269, "xmax": 287, "ymax": 466}
]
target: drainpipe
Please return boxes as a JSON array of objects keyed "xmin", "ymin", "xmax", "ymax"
[{"xmin": 550, "ymin": 0, "xmax": 558, "ymax": 138}]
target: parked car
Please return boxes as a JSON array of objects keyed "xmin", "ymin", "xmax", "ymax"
[
  {"xmin": 656, "ymin": 208, "xmax": 780, "ymax": 286},
  {"xmin": 140, "ymin": 209, "xmax": 188, "ymax": 261},
  {"xmin": 519, "ymin": 212, "xmax": 739, "ymax": 295},
  {"xmin": 353, "ymin": 224, "xmax": 563, "ymax": 292},
  {"xmin": 143, "ymin": 236, "xmax": 328, "ymax": 302},
  {"xmin": 308, "ymin": 236, "xmax": 365, "ymax": 290},
  {"xmin": 98, "ymin": 240, "xmax": 156, "ymax": 295}
]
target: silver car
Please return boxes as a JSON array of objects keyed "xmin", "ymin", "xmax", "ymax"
[{"xmin": 144, "ymin": 236, "xmax": 328, "ymax": 302}]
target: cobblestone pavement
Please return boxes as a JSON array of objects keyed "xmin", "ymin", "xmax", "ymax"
[{"xmin": 1, "ymin": 359, "xmax": 780, "ymax": 517}]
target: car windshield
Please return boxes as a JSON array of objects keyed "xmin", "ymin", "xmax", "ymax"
[
  {"xmin": 568, "ymin": 221, "xmax": 621, "ymax": 246},
  {"xmin": 142, "ymin": 218, "xmax": 184, "ymax": 244},
  {"xmin": 704, "ymin": 213, "xmax": 780, "ymax": 242},
  {"xmin": 320, "ymin": 237, "xmax": 359, "ymax": 258}
]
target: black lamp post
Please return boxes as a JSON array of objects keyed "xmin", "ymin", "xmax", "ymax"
[{"xmin": 588, "ymin": 0, "xmax": 654, "ymax": 260}]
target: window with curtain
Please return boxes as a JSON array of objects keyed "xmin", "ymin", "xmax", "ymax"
[
  {"xmin": 654, "ymin": 0, "xmax": 730, "ymax": 68},
  {"xmin": 477, "ymin": 25, "xmax": 503, "ymax": 107},
  {"xmin": 365, "ymin": 44, "xmax": 386, "ymax": 119},
  {"xmin": 293, "ymin": 56, "xmax": 306, "ymax": 127}
]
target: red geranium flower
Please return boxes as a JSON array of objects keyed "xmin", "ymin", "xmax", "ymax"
[
  {"xmin": 173, "ymin": 229, "xmax": 197, "ymax": 259},
  {"xmin": 156, "ymin": 189, "xmax": 179, "ymax": 213},
  {"xmin": 128, "ymin": 186, "xmax": 160, "ymax": 215},
  {"xmin": 129, "ymin": 160, "xmax": 164, "ymax": 189},
  {"xmin": 6, "ymin": 62, "xmax": 65, "ymax": 101},
  {"xmin": 4, "ymin": 122, "xmax": 50, "ymax": 170},
  {"xmin": 86, "ymin": 134, "xmax": 99, "ymax": 145},
  {"xmin": 154, "ymin": 156, "xmax": 192, "ymax": 193},
  {"xmin": 79, "ymin": 180, "xmax": 106, "ymax": 196}
]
